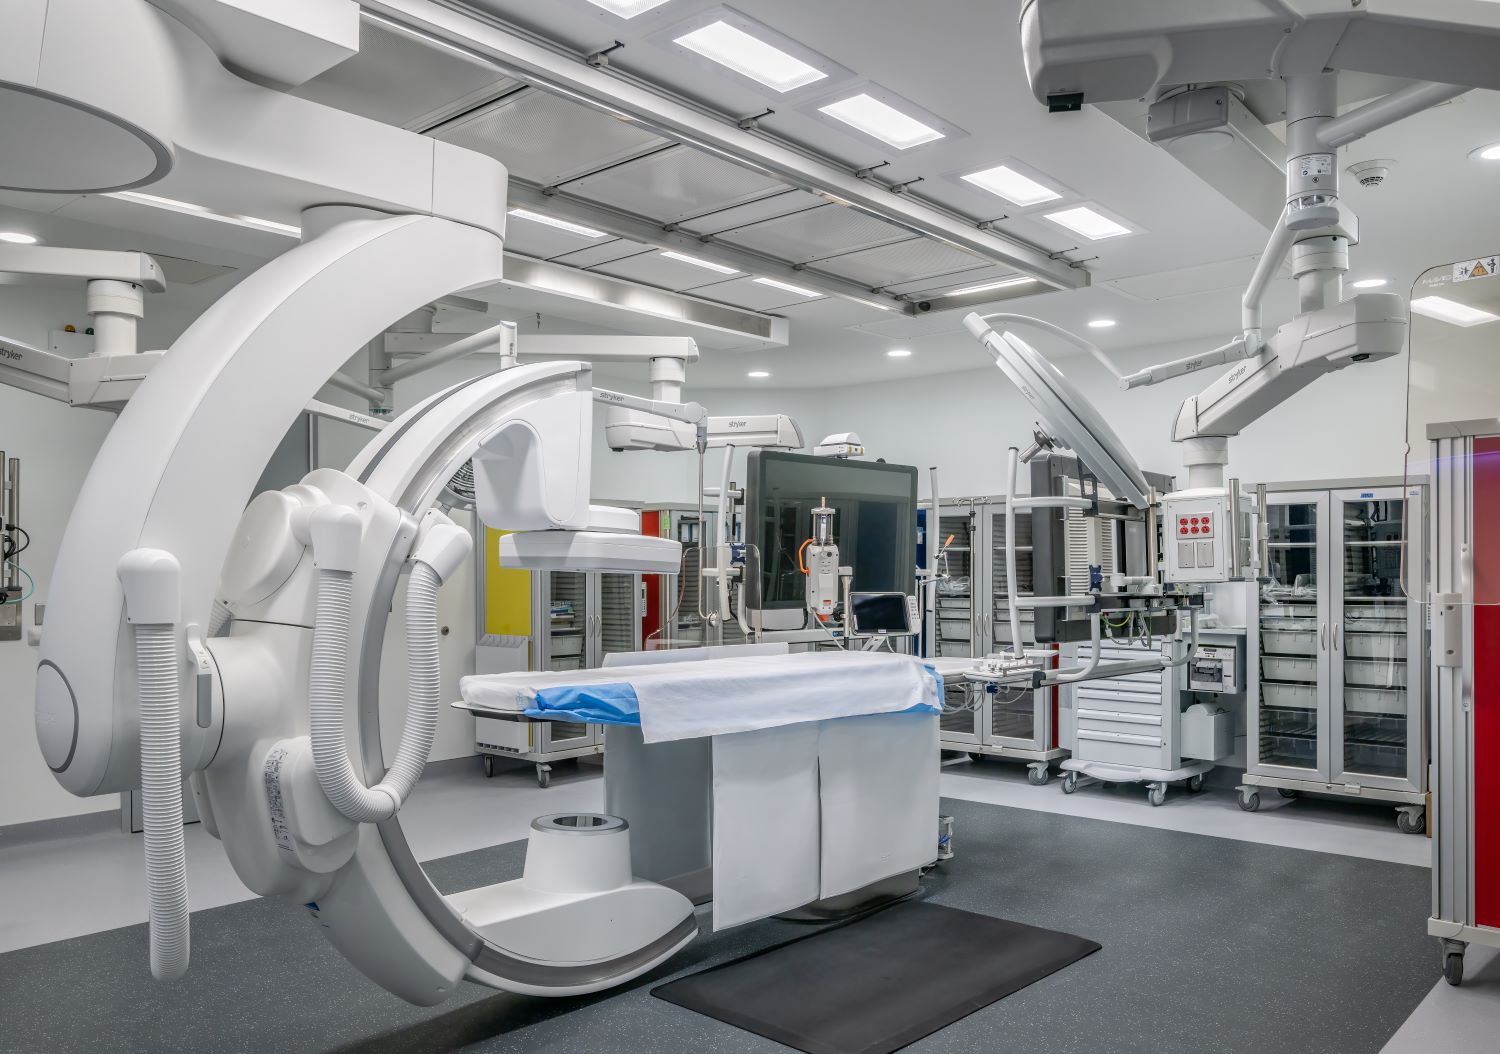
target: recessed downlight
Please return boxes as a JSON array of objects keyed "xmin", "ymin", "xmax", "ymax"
[
  {"xmin": 1087, "ymin": 318, "xmax": 1117, "ymax": 329},
  {"xmin": 1469, "ymin": 142, "xmax": 1500, "ymax": 162},
  {"xmin": 747, "ymin": 370, "xmax": 770, "ymax": 378},
  {"xmin": 818, "ymin": 94, "xmax": 944, "ymax": 150},
  {"xmin": 0, "ymin": 232, "xmax": 39, "ymax": 245},
  {"xmin": 1351, "ymin": 278, "xmax": 1388, "ymax": 289},
  {"xmin": 674, "ymin": 20, "xmax": 826, "ymax": 93},
  {"xmin": 887, "ymin": 348, "xmax": 912, "ymax": 358}
]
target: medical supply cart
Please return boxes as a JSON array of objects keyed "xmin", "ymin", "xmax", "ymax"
[
  {"xmin": 474, "ymin": 524, "xmax": 643, "ymax": 786},
  {"xmin": 1239, "ymin": 479, "xmax": 1428, "ymax": 831},
  {"xmin": 932, "ymin": 496, "xmax": 1065, "ymax": 784}
]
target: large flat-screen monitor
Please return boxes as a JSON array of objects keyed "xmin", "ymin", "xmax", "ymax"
[{"xmin": 744, "ymin": 451, "xmax": 918, "ymax": 627}]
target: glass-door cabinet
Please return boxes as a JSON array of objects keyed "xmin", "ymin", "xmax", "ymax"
[{"xmin": 1243, "ymin": 483, "xmax": 1427, "ymax": 831}]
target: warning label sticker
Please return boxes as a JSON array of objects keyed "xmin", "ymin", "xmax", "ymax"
[{"xmin": 1454, "ymin": 257, "xmax": 1499, "ymax": 282}]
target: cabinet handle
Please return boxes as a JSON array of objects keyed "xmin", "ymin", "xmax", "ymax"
[
  {"xmin": 1320, "ymin": 622, "xmax": 1328, "ymax": 651},
  {"xmin": 1333, "ymin": 623, "xmax": 1341, "ymax": 651}
]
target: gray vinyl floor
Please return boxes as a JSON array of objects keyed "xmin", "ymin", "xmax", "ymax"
[{"xmin": 0, "ymin": 758, "xmax": 1467, "ymax": 1054}]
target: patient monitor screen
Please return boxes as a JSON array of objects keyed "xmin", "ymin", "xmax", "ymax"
[
  {"xmin": 850, "ymin": 592, "xmax": 914, "ymax": 636},
  {"xmin": 745, "ymin": 451, "xmax": 918, "ymax": 613}
]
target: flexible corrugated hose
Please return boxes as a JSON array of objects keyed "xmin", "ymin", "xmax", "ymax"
[
  {"xmin": 308, "ymin": 561, "xmax": 444, "ymax": 823},
  {"xmin": 135, "ymin": 621, "xmax": 190, "ymax": 980}
]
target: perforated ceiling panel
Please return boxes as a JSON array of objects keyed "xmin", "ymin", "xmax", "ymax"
[
  {"xmin": 816, "ymin": 238, "xmax": 987, "ymax": 288},
  {"xmin": 685, "ymin": 276, "xmax": 823, "ymax": 311},
  {"xmin": 548, "ymin": 238, "xmax": 654, "ymax": 268},
  {"xmin": 292, "ymin": 21, "xmax": 515, "ymax": 129},
  {"xmin": 432, "ymin": 89, "xmax": 668, "ymax": 185},
  {"xmin": 676, "ymin": 190, "xmax": 823, "ymax": 236},
  {"xmin": 562, "ymin": 148, "xmax": 787, "ymax": 224},
  {"xmin": 591, "ymin": 250, "xmax": 744, "ymax": 291},
  {"xmin": 718, "ymin": 204, "xmax": 910, "ymax": 264},
  {"xmin": 502, "ymin": 220, "xmax": 611, "ymax": 260}
]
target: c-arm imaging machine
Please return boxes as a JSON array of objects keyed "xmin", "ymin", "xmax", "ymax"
[{"xmin": 10, "ymin": 0, "xmax": 939, "ymax": 1005}]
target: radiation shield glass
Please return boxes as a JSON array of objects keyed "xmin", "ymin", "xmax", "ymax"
[{"xmin": 1402, "ymin": 253, "xmax": 1500, "ymax": 605}]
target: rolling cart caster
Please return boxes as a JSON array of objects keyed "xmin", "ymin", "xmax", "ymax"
[
  {"xmin": 1185, "ymin": 774, "xmax": 1205, "ymax": 794},
  {"xmin": 1396, "ymin": 806, "xmax": 1426, "ymax": 835},
  {"xmin": 482, "ymin": 755, "xmax": 494, "ymax": 778},
  {"xmin": 1237, "ymin": 788, "xmax": 1261, "ymax": 812},
  {"xmin": 1061, "ymin": 771, "xmax": 1079, "ymax": 794},
  {"xmin": 1027, "ymin": 764, "xmax": 1051, "ymax": 787},
  {"xmin": 1147, "ymin": 783, "xmax": 1167, "ymax": 807},
  {"xmin": 1278, "ymin": 788, "xmax": 1300, "ymax": 799},
  {"xmin": 536, "ymin": 763, "xmax": 552, "ymax": 789},
  {"xmin": 968, "ymin": 753, "xmax": 983, "ymax": 764},
  {"xmin": 1442, "ymin": 940, "xmax": 1466, "ymax": 986}
]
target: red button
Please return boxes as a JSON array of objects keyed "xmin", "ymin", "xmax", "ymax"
[{"xmin": 1191, "ymin": 527, "xmax": 1200, "ymax": 534}]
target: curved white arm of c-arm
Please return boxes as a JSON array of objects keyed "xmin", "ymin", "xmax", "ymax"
[{"xmin": 36, "ymin": 212, "xmax": 505, "ymax": 799}]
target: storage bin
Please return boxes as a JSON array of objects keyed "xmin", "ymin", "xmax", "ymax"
[
  {"xmin": 1344, "ymin": 686, "xmax": 1406, "ymax": 714},
  {"xmin": 1182, "ymin": 704, "xmax": 1234, "ymax": 762},
  {"xmin": 1263, "ymin": 655, "xmax": 1317, "ymax": 682},
  {"xmin": 1344, "ymin": 631, "xmax": 1406, "ymax": 659},
  {"xmin": 1344, "ymin": 658, "xmax": 1407, "ymax": 688},
  {"xmin": 1263, "ymin": 681, "xmax": 1317, "ymax": 710},
  {"xmin": 550, "ymin": 633, "xmax": 584, "ymax": 658},
  {"xmin": 1262, "ymin": 627, "xmax": 1317, "ymax": 656}
]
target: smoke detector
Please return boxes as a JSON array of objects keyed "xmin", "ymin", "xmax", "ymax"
[{"xmin": 1347, "ymin": 159, "xmax": 1397, "ymax": 188}]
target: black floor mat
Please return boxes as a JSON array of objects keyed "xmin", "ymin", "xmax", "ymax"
[{"xmin": 652, "ymin": 901, "xmax": 1101, "ymax": 1054}]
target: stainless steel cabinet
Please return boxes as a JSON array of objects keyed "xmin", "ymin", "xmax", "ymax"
[
  {"xmin": 475, "ymin": 534, "xmax": 643, "ymax": 786},
  {"xmin": 934, "ymin": 497, "xmax": 1063, "ymax": 780},
  {"xmin": 1242, "ymin": 482, "xmax": 1427, "ymax": 828}
]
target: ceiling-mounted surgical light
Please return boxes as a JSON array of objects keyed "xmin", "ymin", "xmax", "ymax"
[
  {"xmin": 1351, "ymin": 278, "xmax": 1388, "ymax": 289},
  {"xmin": 1410, "ymin": 296, "xmax": 1500, "ymax": 328},
  {"xmin": 508, "ymin": 208, "xmax": 606, "ymax": 239},
  {"xmin": 818, "ymin": 94, "xmax": 945, "ymax": 150},
  {"xmin": 673, "ymin": 20, "xmax": 827, "ymax": 92},
  {"xmin": 105, "ymin": 191, "xmax": 301, "ymax": 237},
  {"xmin": 1043, "ymin": 205, "xmax": 1132, "ymax": 241}
]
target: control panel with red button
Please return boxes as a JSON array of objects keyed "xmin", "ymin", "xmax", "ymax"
[{"xmin": 1162, "ymin": 492, "xmax": 1231, "ymax": 584}]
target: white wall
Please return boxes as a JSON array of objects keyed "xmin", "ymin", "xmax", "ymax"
[
  {"xmin": 0, "ymin": 286, "xmax": 202, "ymax": 827},
  {"xmin": 613, "ymin": 336, "xmax": 1415, "ymax": 504}
]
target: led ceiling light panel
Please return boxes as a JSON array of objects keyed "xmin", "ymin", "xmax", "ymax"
[
  {"xmin": 674, "ymin": 20, "xmax": 826, "ymax": 92},
  {"xmin": 818, "ymin": 94, "xmax": 945, "ymax": 150},
  {"xmin": 1410, "ymin": 296, "xmax": 1500, "ymax": 327},
  {"xmin": 1043, "ymin": 206, "xmax": 1132, "ymax": 241},
  {"xmin": 584, "ymin": 0, "xmax": 673, "ymax": 17},
  {"xmin": 105, "ymin": 191, "xmax": 301, "ymax": 237},
  {"xmin": 943, "ymin": 276, "xmax": 1036, "ymax": 297},
  {"xmin": 507, "ymin": 208, "xmax": 606, "ymax": 239},
  {"xmin": 962, "ymin": 164, "xmax": 1061, "ymax": 207},
  {"xmin": 660, "ymin": 250, "xmax": 738, "ymax": 274},
  {"xmin": 754, "ymin": 277, "xmax": 822, "ymax": 297}
]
